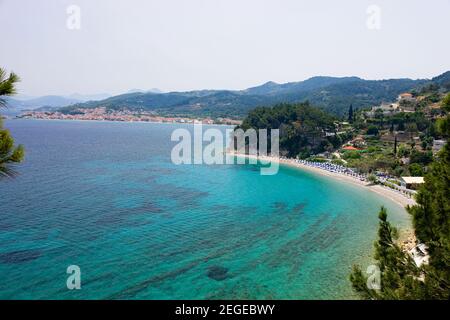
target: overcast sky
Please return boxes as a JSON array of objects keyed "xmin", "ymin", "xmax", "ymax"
[{"xmin": 1, "ymin": 0, "xmax": 449, "ymax": 96}]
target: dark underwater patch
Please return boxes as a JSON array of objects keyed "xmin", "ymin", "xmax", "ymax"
[
  {"xmin": 95, "ymin": 213, "xmax": 122, "ymax": 225},
  {"xmin": 207, "ymin": 266, "xmax": 229, "ymax": 281},
  {"xmin": 206, "ymin": 277, "xmax": 275, "ymax": 299},
  {"xmin": 153, "ymin": 183, "xmax": 209, "ymax": 209},
  {"xmin": 107, "ymin": 261, "xmax": 199, "ymax": 299},
  {"xmin": 141, "ymin": 202, "xmax": 164, "ymax": 213},
  {"xmin": 0, "ymin": 249, "xmax": 42, "ymax": 264},
  {"xmin": 292, "ymin": 202, "xmax": 306, "ymax": 214},
  {"xmin": 272, "ymin": 202, "xmax": 288, "ymax": 214},
  {"xmin": 0, "ymin": 222, "xmax": 14, "ymax": 232},
  {"xmin": 210, "ymin": 204, "xmax": 230, "ymax": 212}
]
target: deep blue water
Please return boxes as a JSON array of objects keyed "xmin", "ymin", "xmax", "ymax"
[{"xmin": 0, "ymin": 119, "xmax": 409, "ymax": 299}]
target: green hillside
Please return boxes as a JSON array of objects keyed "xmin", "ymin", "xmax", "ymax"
[{"xmin": 59, "ymin": 72, "xmax": 449, "ymax": 118}]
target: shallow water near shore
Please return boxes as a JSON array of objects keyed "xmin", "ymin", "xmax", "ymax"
[{"xmin": 0, "ymin": 120, "xmax": 410, "ymax": 299}]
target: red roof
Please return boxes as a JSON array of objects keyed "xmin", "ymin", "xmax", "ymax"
[{"xmin": 342, "ymin": 146, "xmax": 360, "ymax": 151}]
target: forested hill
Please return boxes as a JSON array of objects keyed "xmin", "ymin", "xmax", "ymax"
[
  {"xmin": 59, "ymin": 71, "xmax": 450, "ymax": 118},
  {"xmin": 236, "ymin": 102, "xmax": 348, "ymax": 158}
]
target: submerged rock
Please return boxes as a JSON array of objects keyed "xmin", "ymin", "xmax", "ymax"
[
  {"xmin": 207, "ymin": 266, "xmax": 229, "ymax": 281},
  {"xmin": 0, "ymin": 249, "xmax": 42, "ymax": 264}
]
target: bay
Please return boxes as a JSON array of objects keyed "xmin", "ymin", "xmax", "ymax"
[{"xmin": 0, "ymin": 119, "xmax": 409, "ymax": 299}]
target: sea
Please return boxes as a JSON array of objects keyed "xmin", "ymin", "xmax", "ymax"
[{"xmin": 0, "ymin": 119, "xmax": 410, "ymax": 299}]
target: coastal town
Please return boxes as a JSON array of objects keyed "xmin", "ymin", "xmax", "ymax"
[{"xmin": 18, "ymin": 107, "xmax": 242, "ymax": 126}]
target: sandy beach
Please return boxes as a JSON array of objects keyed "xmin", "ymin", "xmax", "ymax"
[{"xmin": 229, "ymin": 152, "xmax": 417, "ymax": 209}]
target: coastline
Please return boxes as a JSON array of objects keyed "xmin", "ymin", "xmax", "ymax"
[
  {"xmin": 230, "ymin": 152, "xmax": 418, "ymax": 252},
  {"xmin": 229, "ymin": 152, "xmax": 416, "ymax": 209},
  {"xmin": 11, "ymin": 117, "xmax": 236, "ymax": 127}
]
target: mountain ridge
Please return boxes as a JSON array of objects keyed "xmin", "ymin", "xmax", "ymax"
[{"xmin": 53, "ymin": 71, "xmax": 450, "ymax": 118}]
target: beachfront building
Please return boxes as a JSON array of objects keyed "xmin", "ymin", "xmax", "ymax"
[{"xmin": 400, "ymin": 176, "xmax": 425, "ymax": 189}]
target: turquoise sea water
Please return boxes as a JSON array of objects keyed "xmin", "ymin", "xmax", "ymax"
[{"xmin": 0, "ymin": 119, "xmax": 410, "ymax": 299}]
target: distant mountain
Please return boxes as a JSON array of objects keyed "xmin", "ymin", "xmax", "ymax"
[
  {"xmin": 127, "ymin": 89, "xmax": 146, "ymax": 94},
  {"xmin": 5, "ymin": 92, "xmax": 113, "ymax": 110},
  {"xmin": 244, "ymin": 81, "xmax": 281, "ymax": 95},
  {"xmin": 431, "ymin": 71, "xmax": 450, "ymax": 89},
  {"xmin": 244, "ymin": 76, "xmax": 361, "ymax": 96},
  {"xmin": 13, "ymin": 94, "xmax": 38, "ymax": 101},
  {"xmin": 148, "ymin": 88, "xmax": 164, "ymax": 94},
  {"xmin": 6, "ymin": 95, "xmax": 82, "ymax": 110},
  {"xmin": 127, "ymin": 88, "xmax": 163, "ymax": 94},
  {"xmin": 285, "ymin": 77, "xmax": 425, "ymax": 115},
  {"xmin": 67, "ymin": 93, "xmax": 111, "ymax": 102},
  {"xmin": 54, "ymin": 71, "xmax": 449, "ymax": 118}
]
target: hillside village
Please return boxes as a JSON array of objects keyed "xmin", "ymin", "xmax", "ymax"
[
  {"xmin": 312, "ymin": 85, "xmax": 449, "ymax": 191},
  {"xmin": 19, "ymin": 107, "xmax": 242, "ymax": 126}
]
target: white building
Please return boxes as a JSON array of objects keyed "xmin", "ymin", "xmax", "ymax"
[
  {"xmin": 401, "ymin": 176, "xmax": 425, "ymax": 189},
  {"xmin": 397, "ymin": 93, "xmax": 416, "ymax": 102},
  {"xmin": 365, "ymin": 102, "xmax": 399, "ymax": 117},
  {"xmin": 433, "ymin": 139, "xmax": 446, "ymax": 153}
]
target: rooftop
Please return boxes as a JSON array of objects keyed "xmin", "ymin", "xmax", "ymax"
[
  {"xmin": 342, "ymin": 146, "xmax": 360, "ymax": 151},
  {"xmin": 401, "ymin": 177, "xmax": 425, "ymax": 184}
]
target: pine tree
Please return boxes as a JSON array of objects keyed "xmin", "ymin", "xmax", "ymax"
[
  {"xmin": 350, "ymin": 207, "xmax": 421, "ymax": 300},
  {"xmin": 350, "ymin": 93, "xmax": 450, "ymax": 300},
  {"xmin": 0, "ymin": 68, "xmax": 24, "ymax": 178},
  {"xmin": 394, "ymin": 135, "xmax": 398, "ymax": 156},
  {"xmin": 348, "ymin": 104, "xmax": 354, "ymax": 123},
  {"xmin": 407, "ymin": 138, "xmax": 450, "ymax": 299}
]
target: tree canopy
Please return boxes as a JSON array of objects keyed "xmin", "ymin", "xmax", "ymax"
[
  {"xmin": 350, "ymin": 94, "xmax": 450, "ymax": 300},
  {"xmin": 237, "ymin": 102, "xmax": 347, "ymax": 157},
  {"xmin": 0, "ymin": 67, "xmax": 24, "ymax": 178}
]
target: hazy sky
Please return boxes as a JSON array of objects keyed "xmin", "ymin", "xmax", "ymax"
[{"xmin": 1, "ymin": 0, "xmax": 449, "ymax": 96}]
